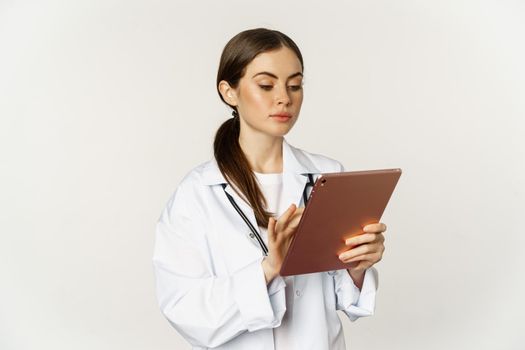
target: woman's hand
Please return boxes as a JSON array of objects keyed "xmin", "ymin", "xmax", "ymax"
[
  {"xmin": 338, "ymin": 223, "xmax": 387, "ymax": 289},
  {"xmin": 262, "ymin": 204, "xmax": 304, "ymax": 283}
]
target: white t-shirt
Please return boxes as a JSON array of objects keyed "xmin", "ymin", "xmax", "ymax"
[{"xmin": 253, "ymin": 171, "xmax": 295, "ymax": 350}]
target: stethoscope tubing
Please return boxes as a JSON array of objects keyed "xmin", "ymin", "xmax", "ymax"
[{"xmin": 221, "ymin": 174, "xmax": 315, "ymax": 256}]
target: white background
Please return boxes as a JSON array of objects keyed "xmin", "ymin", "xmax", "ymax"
[{"xmin": 1, "ymin": 0, "xmax": 524, "ymax": 349}]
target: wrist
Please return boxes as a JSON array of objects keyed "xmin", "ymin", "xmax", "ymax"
[
  {"xmin": 347, "ymin": 268, "xmax": 365, "ymax": 290},
  {"xmin": 262, "ymin": 258, "xmax": 278, "ymax": 284}
]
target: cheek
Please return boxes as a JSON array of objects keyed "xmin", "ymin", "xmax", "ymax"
[
  {"xmin": 295, "ymin": 92, "xmax": 304, "ymax": 105},
  {"xmin": 243, "ymin": 87, "xmax": 273, "ymax": 109}
]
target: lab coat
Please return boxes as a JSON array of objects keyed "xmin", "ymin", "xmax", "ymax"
[{"xmin": 153, "ymin": 138, "xmax": 378, "ymax": 350}]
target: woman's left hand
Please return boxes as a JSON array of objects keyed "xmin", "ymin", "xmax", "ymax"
[{"xmin": 338, "ymin": 223, "xmax": 387, "ymax": 287}]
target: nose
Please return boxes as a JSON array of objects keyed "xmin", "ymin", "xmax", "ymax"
[{"xmin": 275, "ymin": 84, "xmax": 291, "ymax": 105}]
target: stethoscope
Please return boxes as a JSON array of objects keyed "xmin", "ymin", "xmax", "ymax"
[{"xmin": 221, "ymin": 173, "xmax": 315, "ymax": 256}]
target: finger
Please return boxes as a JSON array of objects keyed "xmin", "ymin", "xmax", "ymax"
[
  {"xmin": 283, "ymin": 206, "xmax": 304, "ymax": 227},
  {"xmin": 346, "ymin": 233, "xmax": 385, "ymax": 248},
  {"xmin": 285, "ymin": 206, "xmax": 305, "ymax": 229},
  {"xmin": 351, "ymin": 252, "xmax": 383, "ymax": 264},
  {"xmin": 275, "ymin": 204, "xmax": 297, "ymax": 232},
  {"xmin": 345, "ymin": 233, "xmax": 378, "ymax": 246},
  {"xmin": 344, "ymin": 243, "xmax": 385, "ymax": 263},
  {"xmin": 340, "ymin": 251, "xmax": 383, "ymax": 264},
  {"xmin": 282, "ymin": 214, "xmax": 302, "ymax": 237},
  {"xmin": 289, "ymin": 208, "xmax": 304, "ymax": 224},
  {"xmin": 363, "ymin": 223, "xmax": 387, "ymax": 233},
  {"xmin": 267, "ymin": 217, "xmax": 277, "ymax": 241},
  {"xmin": 278, "ymin": 204, "xmax": 297, "ymax": 223},
  {"xmin": 339, "ymin": 243, "xmax": 379, "ymax": 261}
]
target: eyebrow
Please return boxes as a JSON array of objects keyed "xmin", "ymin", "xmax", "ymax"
[{"xmin": 252, "ymin": 71, "xmax": 303, "ymax": 80}]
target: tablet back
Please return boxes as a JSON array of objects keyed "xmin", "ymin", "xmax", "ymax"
[{"xmin": 280, "ymin": 168, "xmax": 402, "ymax": 276}]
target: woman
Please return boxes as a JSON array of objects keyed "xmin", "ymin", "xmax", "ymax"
[{"xmin": 153, "ymin": 28, "xmax": 387, "ymax": 350}]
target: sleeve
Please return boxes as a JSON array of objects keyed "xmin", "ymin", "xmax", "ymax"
[
  {"xmin": 152, "ymin": 182, "xmax": 286, "ymax": 348},
  {"xmin": 332, "ymin": 159, "xmax": 379, "ymax": 321},
  {"xmin": 332, "ymin": 267, "xmax": 379, "ymax": 321}
]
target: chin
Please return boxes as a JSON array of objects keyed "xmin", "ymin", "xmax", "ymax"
[{"xmin": 270, "ymin": 128, "xmax": 293, "ymax": 138}]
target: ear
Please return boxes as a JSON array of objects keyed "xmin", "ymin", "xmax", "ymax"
[{"xmin": 218, "ymin": 80, "xmax": 238, "ymax": 107}]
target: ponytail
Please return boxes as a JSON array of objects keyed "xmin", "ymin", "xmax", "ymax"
[{"xmin": 213, "ymin": 111, "xmax": 273, "ymax": 228}]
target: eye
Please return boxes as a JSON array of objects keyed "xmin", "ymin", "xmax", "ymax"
[
  {"xmin": 288, "ymin": 85, "xmax": 303, "ymax": 91},
  {"xmin": 258, "ymin": 84, "xmax": 303, "ymax": 91}
]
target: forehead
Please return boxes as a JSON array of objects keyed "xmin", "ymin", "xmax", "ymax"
[{"xmin": 244, "ymin": 47, "xmax": 303, "ymax": 78}]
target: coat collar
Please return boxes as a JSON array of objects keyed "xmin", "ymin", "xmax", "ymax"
[
  {"xmin": 201, "ymin": 138, "xmax": 320, "ymax": 219},
  {"xmin": 201, "ymin": 138, "xmax": 319, "ymax": 186}
]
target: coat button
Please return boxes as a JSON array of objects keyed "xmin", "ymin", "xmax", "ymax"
[
  {"xmin": 249, "ymin": 233, "xmax": 255, "ymax": 238},
  {"xmin": 295, "ymin": 290, "xmax": 302, "ymax": 297}
]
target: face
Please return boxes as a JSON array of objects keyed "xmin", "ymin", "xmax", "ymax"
[{"xmin": 220, "ymin": 47, "xmax": 304, "ymax": 139}]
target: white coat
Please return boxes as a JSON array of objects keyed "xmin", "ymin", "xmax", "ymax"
[{"xmin": 153, "ymin": 138, "xmax": 378, "ymax": 350}]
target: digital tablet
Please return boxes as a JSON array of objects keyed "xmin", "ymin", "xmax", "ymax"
[{"xmin": 280, "ymin": 168, "xmax": 402, "ymax": 276}]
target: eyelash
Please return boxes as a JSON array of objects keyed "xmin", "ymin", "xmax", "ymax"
[{"xmin": 259, "ymin": 85, "xmax": 303, "ymax": 91}]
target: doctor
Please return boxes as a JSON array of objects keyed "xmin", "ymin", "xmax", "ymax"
[{"xmin": 153, "ymin": 28, "xmax": 387, "ymax": 350}]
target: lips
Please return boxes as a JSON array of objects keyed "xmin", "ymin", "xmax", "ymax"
[{"xmin": 271, "ymin": 113, "xmax": 292, "ymax": 118}]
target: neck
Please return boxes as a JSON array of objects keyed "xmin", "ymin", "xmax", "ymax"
[{"xmin": 238, "ymin": 131, "xmax": 284, "ymax": 174}]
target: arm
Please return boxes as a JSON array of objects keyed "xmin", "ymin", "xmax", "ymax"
[
  {"xmin": 332, "ymin": 267, "xmax": 379, "ymax": 321},
  {"xmin": 152, "ymin": 185, "xmax": 286, "ymax": 348},
  {"xmin": 348, "ymin": 269, "xmax": 365, "ymax": 289},
  {"xmin": 331, "ymin": 160, "xmax": 382, "ymax": 320}
]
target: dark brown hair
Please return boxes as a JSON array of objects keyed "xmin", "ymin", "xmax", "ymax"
[{"xmin": 214, "ymin": 28, "xmax": 304, "ymax": 228}]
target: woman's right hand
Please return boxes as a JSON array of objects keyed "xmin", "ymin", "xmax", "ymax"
[{"xmin": 262, "ymin": 203, "xmax": 304, "ymax": 283}]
